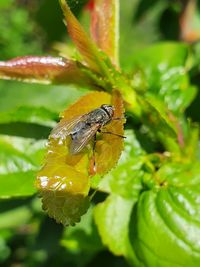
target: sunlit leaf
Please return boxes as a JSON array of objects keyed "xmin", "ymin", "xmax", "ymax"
[
  {"xmin": 132, "ymin": 42, "xmax": 189, "ymax": 69},
  {"xmin": 180, "ymin": 0, "xmax": 200, "ymax": 43},
  {"xmin": 0, "ymin": 106, "xmax": 57, "ymax": 127},
  {"xmin": 36, "ymin": 90, "xmax": 125, "ymax": 225},
  {"xmin": 90, "ymin": 0, "xmax": 119, "ymax": 66},
  {"xmin": 94, "ymin": 194, "xmax": 134, "ymax": 257},
  {"xmin": 92, "ymin": 130, "xmax": 145, "ymax": 197},
  {"xmin": 0, "ymin": 172, "xmax": 36, "ymax": 198},
  {"xmin": 36, "ymin": 136, "xmax": 91, "ymax": 226},
  {"xmin": 128, "ymin": 160, "xmax": 200, "ymax": 267},
  {"xmin": 0, "ymin": 56, "xmax": 90, "ymax": 86},
  {"xmin": 139, "ymin": 96, "xmax": 179, "ymax": 150},
  {"xmin": 131, "ymin": 43, "xmax": 196, "ymax": 113},
  {"xmin": 0, "ymin": 135, "xmax": 44, "ymax": 198},
  {"xmin": 0, "ymin": 81, "xmax": 86, "ymax": 114},
  {"xmin": 130, "ymin": 188, "xmax": 200, "ymax": 266},
  {"xmin": 59, "ymin": 90, "xmax": 125, "ymax": 175},
  {"xmin": 59, "ymin": 0, "xmax": 111, "ymax": 78}
]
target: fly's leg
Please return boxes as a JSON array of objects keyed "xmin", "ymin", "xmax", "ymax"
[
  {"xmin": 112, "ymin": 116, "xmax": 126, "ymax": 121},
  {"xmin": 90, "ymin": 129, "xmax": 125, "ymax": 175},
  {"xmin": 104, "ymin": 113, "xmax": 127, "ymax": 137},
  {"xmin": 93, "ymin": 133, "xmax": 97, "ymax": 164},
  {"xmin": 101, "ymin": 131, "xmax": 126, "ymax": 138},
  {"xmin": 90, "ymin": 133, "xmax": 97, "ymax": 174}
]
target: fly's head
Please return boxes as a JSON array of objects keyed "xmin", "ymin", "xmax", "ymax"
[{"xmin": 101, "ymin": 104, "xmax": 115, "ymax": 120}]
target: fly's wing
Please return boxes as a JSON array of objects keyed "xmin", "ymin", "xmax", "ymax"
[
  {"xmin": 70, "ymin": 123, "xmax": 100, "ymax": 154},
  {"xmin": 50, "ymin": 114, "xmax": 87, "ymax": 139}
]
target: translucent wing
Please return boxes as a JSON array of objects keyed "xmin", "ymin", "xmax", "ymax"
[
  {"xmin": 50, "ymin": 114, "xmax": 87, "ymax": 139},
  {"xmin": 70, "ymin": 123, "xmax": 100, "ymax": 154}
]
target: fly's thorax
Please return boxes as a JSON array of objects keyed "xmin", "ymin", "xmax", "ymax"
[
  {"xmin": 87, "ymin": 108, "xmax": 111, "ymax": 125},
  {"xmin": 69, "ymin": 105, "xmax": 114, "ymax": 138}
]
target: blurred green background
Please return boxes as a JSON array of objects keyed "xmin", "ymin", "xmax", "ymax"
[{"xmin": 0, "ymin": 0, "xmax": 200, "ymax": 266}]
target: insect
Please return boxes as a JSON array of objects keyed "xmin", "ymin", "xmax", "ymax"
[{"xmin": 50, "ymin": 104, "xmax": 124, "ymax": 155}]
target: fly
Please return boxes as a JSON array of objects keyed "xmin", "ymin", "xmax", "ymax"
[{"xmin": 50, "ymin": 104, "xmax": 125, "ymax": 155}]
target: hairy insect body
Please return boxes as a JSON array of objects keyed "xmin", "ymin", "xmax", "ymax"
[
  {"xmin": 50, "ymin": 104, "xmax": 115, "ymax": 155},
  {"xmin": 70, "ymin": 106, "xmax": 114, "ymax": 154},
  {"xmin": 85, "ymin": 107, "xmax": 112, "ymax": 125},
  {"xmin": 72, "ymin": 107, "xmax": 111, "ymax": 135}
]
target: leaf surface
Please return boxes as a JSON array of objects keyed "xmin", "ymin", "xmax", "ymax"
[
  {"xmin": 129, "ymin": 161, "xmax": 200, "ymax": 267},
  {"xmin": 0, "ymin": 56, "xmax": 90, "ymax": 86},
  {"xmin": 91, "ymin": 130, "xmax": 145, "ymax": 196},
  {"xmin": 62, "ymin": 205, "xmax": 103, "ymax": 250},
  {"xmin": 90, "ymin": 0, "xmax": 119, "ymax": 65},
  {"xmin": 0, "ymin": 135, "xmax": 44, "ymax": 198},
  {"xmin": 94, "ymin": 194, "xmax": 134, "ymax": 256},
  {"xmin": 0, "ymin": 106, "xmax": 57, "ymax": 127},
  {"xmin": 132, "ymin": 43, "xmax": 196, "ymax": 113},
  {"xmin": 36, "ymin": 90, "xmax": 125, "ymax": 225},
  {"xmin": 59, "ymin": 0, "xmax": 111, "ymax": 78},
  {"xmin": 130, "ymin": 188, "xmax": 200, "ymax": 266}
]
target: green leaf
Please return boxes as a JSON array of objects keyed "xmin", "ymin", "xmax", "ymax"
[
  {"xmin": 62, "ymin": 205, "xmax": 103, "ymax": 252},
  {"xmin": 155, "ymin": 161, "xmax": 200, "ymax": 187},
  {"xmin": 0, "ymin": 106, "xmax": 57, "ymax": 127},
  {"xmin": 132, "ymin": 42, "xmax": 196, "ymax": 113},
  {"xmin": 94, "ymin": 144, "xmax": 200, "ymax": 267},
  {"xmin": 61, "ymin": 205, "xmax": 103, "ymax": 265},
  {"xmin": 129, "ymin": 162, "xmax": 200, "ymax": 267},
  {"xmin": 94, "ymin": 194, "xmax": 135, "ymax": 258},
  {"xmin": 133, "ymin": 42, "xmax": 188, "ymax": 68},
  {"xmin": 0, "ymin": 135, "xmax": 45, "ymax": 198},
  {"xmin": 0, "ymin": 203, "xmax": 32, "ymax": 228},
  {"xmin": 0, "ymin": 172, "xmax": 36, "ymax": 198},
  {"xmin": 141, "ymin": 95, "xmax": 178, "ymax": 139},
  {"xmin": 0, "ymin": 80, "xmax": 86, "ymax": 113},
  {"xmin": 92, "ymin": 130, "xmax": 145, "ymax": 198}
]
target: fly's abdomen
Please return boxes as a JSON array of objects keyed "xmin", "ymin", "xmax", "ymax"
[
  {"xmin": 70, "ymin": 123, "xmax": 95, "ymax": 154},
  {"xmin": 71, "ymin": 121, "xmax": 86, "ymax": 134},
  {"xmin": 71, "ymin": 130, "xmax": 82, "ymax": 141}
]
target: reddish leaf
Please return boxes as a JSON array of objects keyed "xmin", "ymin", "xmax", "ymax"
[
  {"xmin": 59, "ymin": 0, "xmax": 110, "ymax": 76},
  {"xmin": 0, "ymin": 56, "xmax": 89, "ymax": 85},
  {"xmin": 85, "ymin": 0, "xmax": 95, "ymax": 11},
  {"xmin": 180, "ymin": 0, "xmax": 200, "ymax": 43},
  {"xmin": 36, "ymin": 91, "xmax": 125, "ymax": 225},
  {"xmin": 90, "ymin": 0, "xmax": 119, "ymax": 66}
]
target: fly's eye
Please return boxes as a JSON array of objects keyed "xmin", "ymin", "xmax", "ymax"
[
  {"xmin": 101, "ymin": 104, "xmax": 107, "ymax": 108},
  {"xmin": 101, "ymin": 104, "xmax": 114, "ymax": 113}
]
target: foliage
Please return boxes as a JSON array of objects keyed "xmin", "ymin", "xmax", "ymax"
[{"xmin": 0, "ymin": 0, "xmax": 200, "ymax": 266}]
